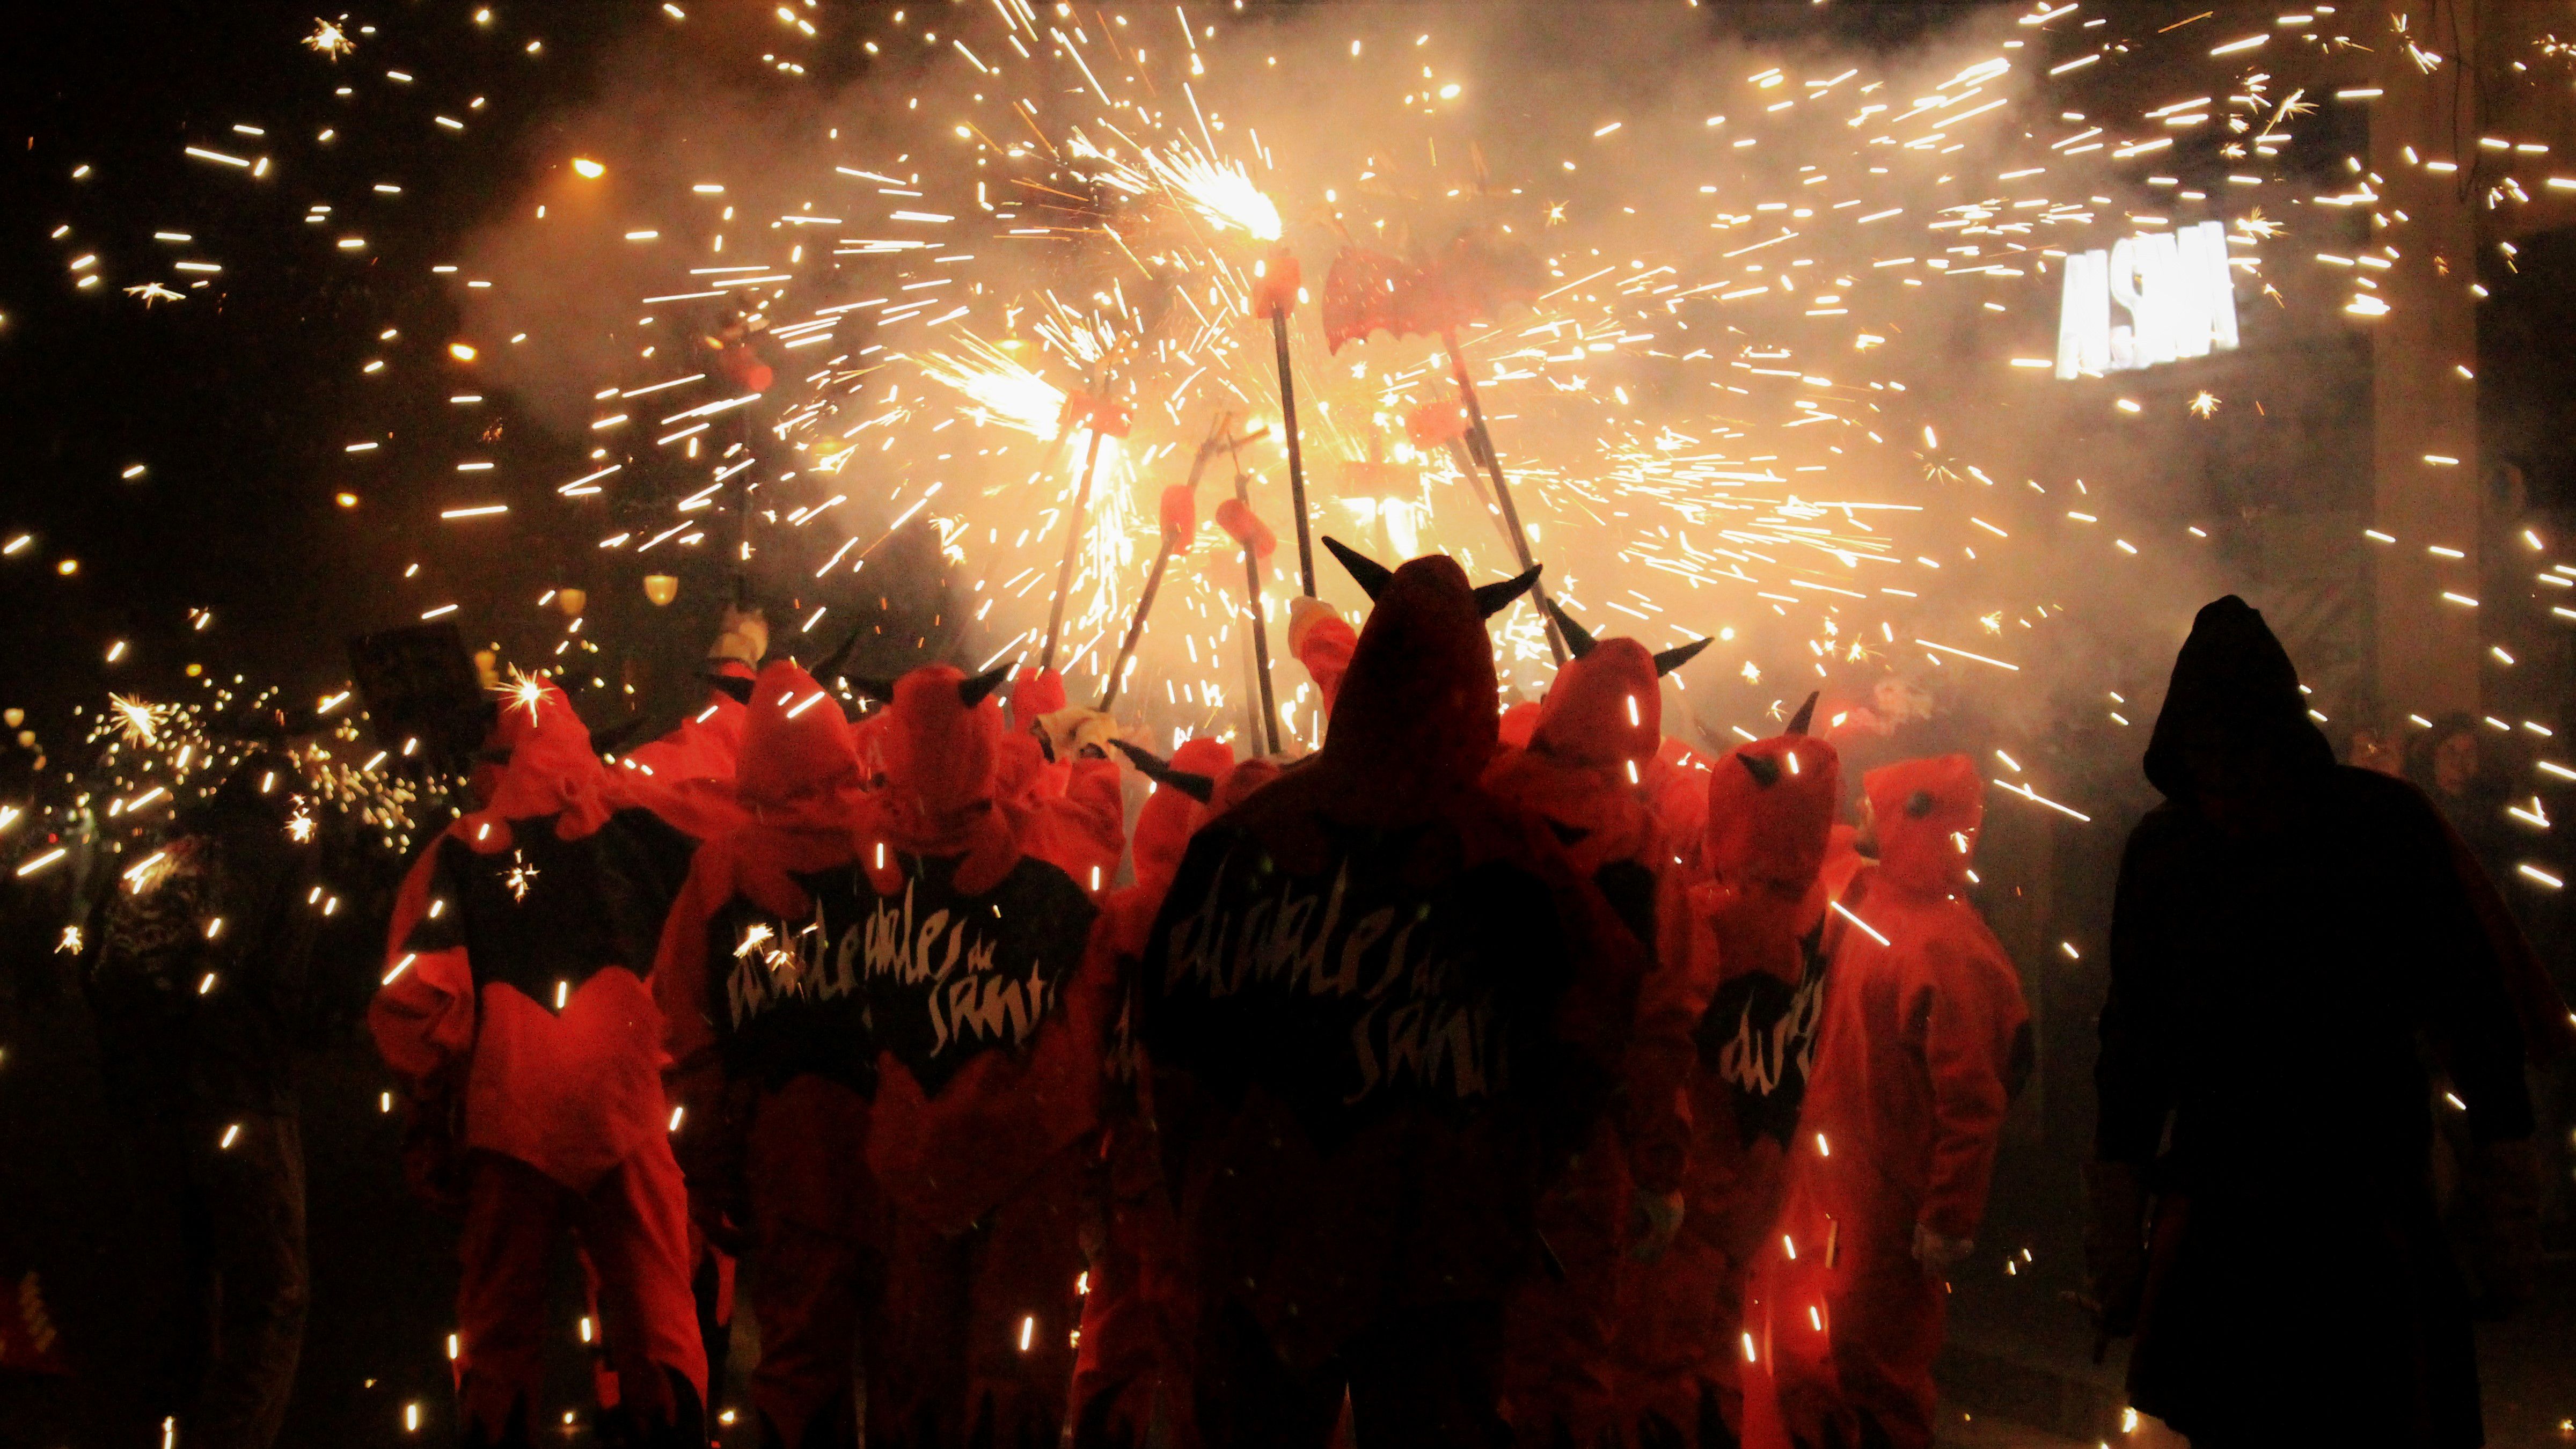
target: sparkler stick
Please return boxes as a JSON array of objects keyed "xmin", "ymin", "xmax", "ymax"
[
  {"xmin": 1221, "ymin": 429, "xmax": 1282, "ymax": 756},
  {"xmin": 1441, "ymin": 331, "xmax": 1568, "ymax": 665},
  {"xmin": 1099, "ymin": 412, "xmax": 1234, "ymax": 712},
  {"xmin": 1254, "ymin": 251, "xmax": 1316, "ymax": 597},
  {"xmin": 1038, "ymin": 424, "xmax": 1108, "ymax": 675},
  {"xmin": 1037, "ymin": 387, "xmax": 1128, "ymax": 675}
]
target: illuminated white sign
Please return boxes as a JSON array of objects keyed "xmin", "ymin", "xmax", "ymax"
[{"xmin": 2055, "ymin": 220, "xmax": 2240, "ymax": 379}]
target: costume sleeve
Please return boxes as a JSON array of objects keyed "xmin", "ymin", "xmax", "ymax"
[
  {"xmin": 652, "ymin": 847, "xmax": 736, "ymax": 1120},
  {"xmin": 2435, "ymin": 812, "xmax": 2575, "ymax": 1070},
  {"xmin": 1621, "ymin": 870, "xmax": 1714, "ymax": 1196},
  {"xmin": 2095, "ymin": 822, "xmax": 2175, "ymax": 1167},
  {"xmin": 368, "ymin": 833, "xmax": 477, "ymax": 1103},
  {"xmin": 1914, "ymin": 925, "xmax": 2028, "ymax": 1242},
  {"xmin": 2406, "ymin": 796, "xmax": 2541, "ymax": 1143},
  {"xmin": 1020, "ymin": 755, "xmax": 1128, "ymax": 888},
  {"xmin": 1292, "ymin": 611, "xmax": 1357, "ymax": 716}
]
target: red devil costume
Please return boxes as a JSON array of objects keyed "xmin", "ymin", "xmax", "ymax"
[
  {"xmin": 1137, "ymin": 537, "xmax": 1642, "ymax": 1447},
  {"xmin": 2085, "ymin": 597, "xmax": 2546, "ymax": 1449},
  {"xmin": 371, "ymin": 681, "xmax": 710, "ymax": 1448},
  {"xmin": 652, "ymin": 660, "xmax": 877, "ymax": 1449},
  {"xmin": 1071, "ymin": 737, "xmax": 1242, "ymax": 1449},
  {"xmin": 829, "ymin": 661, "xmax": 1119, "ymax": 1447},
  {"xmin": 1613, "ymin": 703, "xmax": 1840, "ymax": 1446},
  {"xmin": 1483, "ymin": 601, "xmax": 1708, "ymax": 1446},
  {"xmin": 1743, "ymin": 755, "xmax": 2028, "ymax": 1449}
]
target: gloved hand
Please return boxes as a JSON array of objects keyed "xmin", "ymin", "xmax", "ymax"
[
  {"xmin": 2079, "ymin": 1160, "xmax": 2149, "ymax": 1346},
  {"xmin": 1034, "ymin": 706, "xmax": 1120, "ymax": 762},
  {"xmin": 2462, "ymin": 1136, "xmax": 2543, "ymax": 1318},
  {"xmin": 708, "ymin": 603, "xmax": 769, "ymax": 668},
  {"xmin": 1627, "ymin": 1188, "xmax": 1686, "ymax": 1263},
  {"xmin": 1287, "ymin": 596, "xmax": 1341, "ymax": 656},
  {"xmin": 1911, "ymin": 1221, "xmax": 1974, "ymax": 1279}
]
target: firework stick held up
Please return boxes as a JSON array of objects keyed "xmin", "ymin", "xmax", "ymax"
[
  {"xmin": 1099, "ymin": 413, "xmax": 1229, "ymax": 711},
  {"xmin": 1441, "ymin": 331, "xmax": 1567, "ymax": 665},
  {"xmin": 1407, "ymin": 399, "xmax": 1506, "ymax": 546},
  {"xmin": 1254, "ymin": 249, "xmax": 1315, "ymax": 597},
  {"xmin": 1038, "ymin": 391, "xmax": 1130, "ymax": 675},
  {"xmin": 1219, "ymin": 433, "xmax": 1282, "ymax": 756}
]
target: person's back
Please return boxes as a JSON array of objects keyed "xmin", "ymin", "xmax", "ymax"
[{"xmin": 2089, "ymin": 597, "xmax": 2541, "ymax": 1449}]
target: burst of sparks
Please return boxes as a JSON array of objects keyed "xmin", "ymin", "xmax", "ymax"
[
  {"xmin": 56, "ymin": 926, "xmax": 83, "ymax": 955},
  {"xmin": 504, "ymin": 850, "xmax": 539, "ymax": 902},
  {"xmin": 110, "ymin": 694, "xmax": 164, "ymax": 746},
  {"xmin": 125, "ymin": 282, "xmax": 186, "ymax": 306},
  {"xmin": 500, "ymin": 666, "xmax": 548, "ymax": 722},
  {"xmin": 2188, "ymin": 391, "xmax": 2220, "ymax": 418},
  {"xmin": 305, "ymin": 16, "xmax": 355, "ymax": 58}
]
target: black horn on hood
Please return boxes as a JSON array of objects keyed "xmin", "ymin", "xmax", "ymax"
[
  {"xmin": 957, "ymin": 662, "xmax": 1014, "ymax": 710},
  {"xmin": 1473, "ymin": 565, "xmax": 1543, "ymax": 620},
  {"xmin": 1541, "ymin": 597, "xmax": 1597, "ymax": 659},
  {"xmin": 1110, "ymin": 738, "xmax": 1216, "ymax": 803},
  {"xmin": 1653, "ymin": 637, "xmax": 1714, "ymax": 678},
  {"xmin": 1784, "ymin": 691, "xmax": 1819, "ymax": 736},
  {"xmin": 1322, "ymin": 535, "xmax": 1395, "ymax": 602}
]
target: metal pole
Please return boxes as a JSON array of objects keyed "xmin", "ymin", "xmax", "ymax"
[
  {"xmin": 1099, "ymin": 415, "xmax": 1231, "ymax": 711},
  {"xmin": 1270, "ymin": 307, "xmax": 1316, "ymax": 597},
  {"xmin": 1224, "ymin": 433, "xmax": 1283, "ymax": 755},
  {"xmin": 1443, "ymin": 330, "xmax": 1567, "ymax": 665},
  {"xmin": 1038, "ymin": 424, "xmax": 1109, "ymax": 674}
]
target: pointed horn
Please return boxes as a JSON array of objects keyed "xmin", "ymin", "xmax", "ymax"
[
  {"xmin": 1110, "ymin": 738, "xmax": 1216, "ymax": 804},
  {"xmin": 1653, "ymin": 637, "xmax": 1714, "ymax": 678},
  {"xmin": 1541, "ymin": 597, "xmax": 1597, "ymax": 658},
  {"xmin": 702, "ymin": 673, "xmax": 755, "ymax": 705},
  {"xmin": 812, "ymin": 619, "xmax": 869, "ymax": 682},
  {"xmin": 1321, "ymin": 535, "xmax": 1394, "ymax": 601},
  {"xmin": 1736, "ymin": 750, "xmax": 1782, "ymax": 788},
  {"xmin": 957, "ymin": 662, "xmax": 1014, "ymax": 710},
  {"xmin": 1784, "ymin": 691, "xmax": 1820, "ymax": 736},
  {"xmin": 1473, "ymin": 565, "xmax": 1542, "ymax": 620}
]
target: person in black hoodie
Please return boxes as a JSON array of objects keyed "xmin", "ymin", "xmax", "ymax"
[
  {"xmin": 85, "ymin": 752, "xmax": 319, "ymax": 1449},
  {"xmin": 2085, "ymin": 597, "xmax": 2551, "ymax": 1449}
]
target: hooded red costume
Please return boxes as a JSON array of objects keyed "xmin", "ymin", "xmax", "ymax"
[
  {"xmin": 1137, "ymin": 538, "xmax": 1643, "ymax": 1447},
  {"xmin": 1071, "ymin": 737, "xmax": 1240, "ymax": 1449},
  {"xmin": 649, "ymin": 661, "xmax": 881, "ymax": 1449},
  {"xmin": 1743, "ymin": 755, "xmax": 2029, "ymax": 1449},
  {"xmin": 1483, "ymin": 603, "xmax": 1708, "ymax": 1446},
  {"xmin": 371, "ymin": 680, "xmax": 711, "ymax": 1448},
  {"xmin": 819, "ymin": 661, "xmax": 1119, "ymax": 1447},
  {"xmin": 1611, "ymin": 707, "xmax": 1840, "ymax": 1446}
]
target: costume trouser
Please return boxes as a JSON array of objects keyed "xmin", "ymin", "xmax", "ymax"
[
  {"xmin": 1499, "ymin": 1121, "xmax": 1630, "ymax": 1448},
  {"xmin": 1071, "ymin": 1118, "xmax": 1195, "ymax": 1449},
  {"xmin": 143, "ymin": 1110, "xmax": 309, "ymax": 1449},
  {"xmin": 869, "ymin": 1139, "xmax": 1092, "ymax": 1449},
  {"xmin": 743, "ymin": 1078, "xmax": 878, "ymax": 1449},
  {"xmin": 1190, "ymin": 1297, "xmax": 1510, "ymax": 1449},
  {"xmin": 455, "ymin": 1145, "xmax": 707, "ymax": 1448},
  {"xmin": 1743, "ymin": 1241, "xmax": 1940, "ymax": 1449}
]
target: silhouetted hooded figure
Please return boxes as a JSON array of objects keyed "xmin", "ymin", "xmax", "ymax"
[
  {"xmin": 1137, "ymin": 540, "xmax": 1643, "ymax": 1448},
  {"xmin": 372, "ymin": 679, "xmax": 712, "ymax": 1449},
  {"xmin": 2088, "ymin": 597, "xmax": 2545, "ymax": 1449}
]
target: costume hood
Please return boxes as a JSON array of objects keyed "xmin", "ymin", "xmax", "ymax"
[
  {"xmin": 1865, "ymin": 753, "xmax": 1984, "ymax": 898},
  {"xmin": 1703, "ymin": 694, "xmax": 1841, "ymax": 892},
  {"xmin": 2142, "ymin": 595, "xmax": 2333, "ymax": 799},
  {"xmin": 737, "ymin": 660, "xmax": 863, "ymax": 830},
  {"xmin": 853, "ymin": 661, "xmax": 1012, "ymax": 829},
  {"xmin": 477, "ymin": 679, "xmax": 612, "ymax": 836},
  {"xmin": 1318, "ymin": 536, "xmax": 1536, "ymax": 802},
  {"xmin": 1529, "ymin": 598, "xmax": 1709, "ymax": 769}
]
